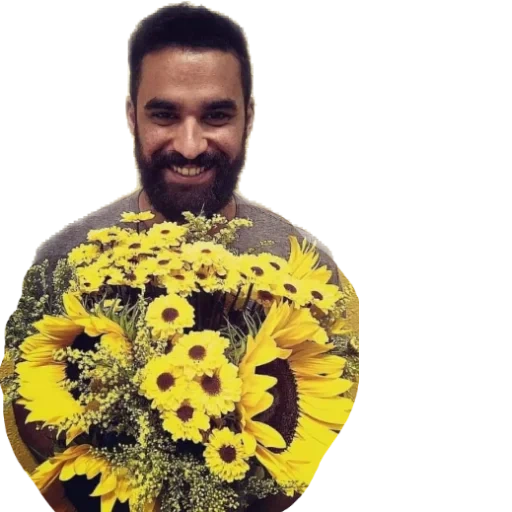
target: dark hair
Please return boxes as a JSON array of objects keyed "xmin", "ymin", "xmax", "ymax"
[{"xmin": 128, "ymin": 3, "xmax": 252, "ymax": 111}]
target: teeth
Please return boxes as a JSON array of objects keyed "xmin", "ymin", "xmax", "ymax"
[{"xmin": 173, "ymin": 166, "xmax": 205, "ymax": 176}]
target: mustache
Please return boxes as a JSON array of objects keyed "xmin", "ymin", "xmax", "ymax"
[{"xmin": 150, "ymin": 150, "xmax": 231, "ymax": 170}]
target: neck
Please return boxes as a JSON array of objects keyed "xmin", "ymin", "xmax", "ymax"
[{"xmin": 138, "ymin": 189, "xmax": 237, "ymax": 229}]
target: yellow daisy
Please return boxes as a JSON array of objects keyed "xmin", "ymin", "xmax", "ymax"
[
  {"xmin": 168, "ymin": 330, "xmax": 229, "ymax": 379},
  {"xmin": 236, "ymin": 254, "xmax": 278, "ymax": 285},
  {"xmin": 161, "ymin": 398, "xmax": 210, "ymax": 443},
  {"xmin": 303, "ymin": 280, "xmax": 343, "ymax": 313},
  {"xmin": 139, "ymin": 354, "xmax": 186, "ymax": 411},
  {"xmin": 181, "ymin": 241, "xmax": 232, "ymax": 272},
  {"xmin": 76, "ymin": 264, "xmax": 106, "ymax": 294},
  {"xmin": 159, "ymin": 269, "xmax": 198, "ymax": 296},
  {"xmin": 192, "ymin": 362, "xmax": 242, "ymax": 417},
  {"xmin": 120, "ymin": 210, "xmax": 155, "ymax": 223},
  {"xmin": 87, "ymin": 226, "xmax": 130, "ymax": 246},
  {"xmin": 146, "ymin": 221, "xmax": 188, "ymax": 246},
  {"xmin": 145, "ymin": 294, "xmax": 195, "ymax": 340},
  {"xmin": 271, "ymin": 274, "xmax": 311, "ymax": 307},
  {"xmin": 68, "ymin": 243, "xmax": 100, "ymax": 267},
  {"xmin": 204, "ymin": 428, "xmax": 252, "ymax": 482},
  {"xmin": 238, "ymin": 302, "xmax": 353, "ymax": 493}
]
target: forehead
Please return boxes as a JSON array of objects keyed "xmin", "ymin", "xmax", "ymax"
[{"xmin": 137, "ymin": 48, "xmax": 244, "ymax": 107}]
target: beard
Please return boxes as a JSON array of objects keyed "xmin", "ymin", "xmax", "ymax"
[{"xmin": 134, "ymin": 127, "xmax": 247, "ymax": 222}]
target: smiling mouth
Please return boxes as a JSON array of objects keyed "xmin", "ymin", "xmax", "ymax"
[{"xmin": 171, "ymin": 166, "xmax": 208, "ymax": 176}]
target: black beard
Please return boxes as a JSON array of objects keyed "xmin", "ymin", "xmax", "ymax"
[{"xmin": 134, "ymin": 128, "xmax": 247, "ymax": 222}]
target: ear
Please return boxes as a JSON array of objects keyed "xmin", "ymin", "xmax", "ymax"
[
  {"xmin": 246, "ymin": 97, "xmax": 255, "ymax": 136},
  {"xmin": 126, "ymin": 96, "xmax": 136, "ymax": 136}
]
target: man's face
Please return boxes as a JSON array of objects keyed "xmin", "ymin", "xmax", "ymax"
[{"xmin": 127, "ymin": 48, "xmax": 253, "ymax": 221}]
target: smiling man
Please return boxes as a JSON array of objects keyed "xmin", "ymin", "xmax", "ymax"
[{"xmin": 19, "ymin": 4, "xmax": 346, "ymax": 512}]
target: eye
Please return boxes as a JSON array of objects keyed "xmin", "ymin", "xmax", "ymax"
[
  {"xmin": 151, "ymin": 112, "xmax": 177, "ymax": 121},
  {"xmin": 205, "ymin": 112, "xmax": 231, "ymax": 123}
]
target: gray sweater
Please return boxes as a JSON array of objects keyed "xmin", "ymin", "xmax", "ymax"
[{"xmin": 35, "ymin": 189, "xmax": 340, "ymax": 286}]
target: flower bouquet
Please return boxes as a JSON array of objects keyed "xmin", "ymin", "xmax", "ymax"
[{"xmin": 1, "ymin": 211, "xmax": 359, "ymax": 512}]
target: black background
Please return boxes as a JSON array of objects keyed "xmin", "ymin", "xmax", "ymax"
[{"xmin": 2, "ymin": 2, "xmax": 512, "ymax": 510}]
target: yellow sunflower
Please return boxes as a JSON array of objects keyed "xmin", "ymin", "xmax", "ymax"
[
  {"xmin": 237, "ymin": 302, "xmax": 354, "ymax": 492},
  {"xmin": 191, "ymin": 362, "xmax": 242, "ymax": 417},
  {"xmin": 16, "ymin": 309, "xmax": 87, "ymax": 442},
  {"xmin": 139, "ymin": 354, "xmax": 186, "ymax": 411},
  {"xmin": 31, "ymin": 445, "xmax": 159, "ymax": 512},
  {"xmin": 145, "ymin": 294, "xmax": 195, "ymax": 340},
  {"xmin": 161, "ymin": 398, "xmax": 210, "ymax": 443},
  {"xmin": 204, "ymin": 428, "xmax": 252, "ymax": 482},
  {"xmin": 287, "ymin": 236, "xmax": 332, "ymax": 284},
  {"xmin": 168, "ymin": 330, "xmax": 229, "ymax": 379},
  {"xmin": 120, "ymin": 210, "xmax": 155, "ymax": 223}
]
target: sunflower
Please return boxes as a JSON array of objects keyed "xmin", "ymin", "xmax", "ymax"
[
  {"xmin": 287, "ymin": 236, "xmax": 332, "ymax": 284},
  {"xmin": 32, "ymin": 444, "xmax": 159, "ymax": 512},
  {"xmin": 168, "ymin": 330, "xmax": 229, "ymax": 379},
  {"xmin": 120, "ymin": 210, "xmax": 155, "ymax": 223},
  {"xmin": 16, "ymin": 310, "xmax": 87, "ymax": 443},
  {"xmin": 237, "ymin": 302, "xmax": 354, "ymax": 492},
  {"xmin": 139, "ymin": 354, "xmax": 187, "ymax": 411},
  {"xmin": 204, "ymin": 428, "xmax": 252, "ymax": 482},
  {"xmin": 161, "ymin": 398, "xmax": 210, "ymax": 443},
  {"xmin": 191, "ymin": 362, "xmax": 242, "ymax": 417},
  {"xmin": 145, "ymin": 294, "xmax": 195, "ymax": 340}
]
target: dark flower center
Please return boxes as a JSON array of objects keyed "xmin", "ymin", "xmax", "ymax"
[
  {"xmin": 174, "ymin": 274, "xmax": 186, "ymax": 281},
  {"xmin": 177, "ymin": 405, "xmax": 194, "ymax": 422},
  {"xmin": 219, "ymin": 445, "xmax": 237, "ymax": 463},
  {"xmin": 129, "ymin": 243, "xmax": 141, "ymax": 250},
  {"xmin": 189, "ymin": 345, "xmax": 207, "ymax": 360},
  {"xmin": 161, "ymin": 308, "xmax": 179, "ymax": 322},
  {"xmin": 201, "ymin": 249, "xmax": 212, "ymax": 254},
  {"xmin": 201, "ymin": 375, "xmax": 221, "ymax": 396},
  {"xmin": 251, "ymin": 266, "xmax": 264, "ymax": 276},
  {"xmin": 311, "ymin": 290, "xmax": 324, "ymax": 300},
  {"xmin": 284, "ymin": 284, "xmax": 297, "ymax": 294},
  {"xmin": 255, "ymin": 359, "xmax": 299, "ymax": 454},
  {"xmin": 157, "ymin": 372, "xmax": 175, "ymax": 391},
  {"xmin": 161, "ymin": 229, "xmax": 170, "ymax": 235},
  {"xmin": 257, "ymin": 291, "xmax": 274, "ymax": 302},
  {"xmin": 158, "ymin": 259, "xmax": 170, "ymax": 266},
  {"xmin": 270, "ymin": 262, "xmax": 281, "ymax": 270},
  {"xmin": 196, "ymin": 272, "xmax": 207, "ymax": 280}
]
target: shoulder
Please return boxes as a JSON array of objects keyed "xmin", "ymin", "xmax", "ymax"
[
  {"xmin": 34, "ymin": 190, "xmax": 140, "ymax": 265},
  {"xmin": 233, "ymin": 192, "xmax": 340, "ymax": 284}
]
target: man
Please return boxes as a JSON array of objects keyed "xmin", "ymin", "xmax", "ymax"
[{"xmin": 14, "ymin": 4, "xmax": 346, "ymax": 511}]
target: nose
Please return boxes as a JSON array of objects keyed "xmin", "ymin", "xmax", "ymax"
[{"xmin": 173, "ymin": 117, "xmax": 208, "ymax": 160}]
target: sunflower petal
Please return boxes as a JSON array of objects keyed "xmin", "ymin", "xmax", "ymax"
[
  {"xmin": 297, "ymin": 376, "xmax": 353, "ymax": 397},
  {"xmin": 100, "ymin": 491, "xmax": 118, "ymax": 512},
  {"xmin": 92, "ymin": 471, "xmax": 117, "ymax": 497},
  {"xmin": 247, "ymin": 420, "xmax": 286, "ymax": 449}
]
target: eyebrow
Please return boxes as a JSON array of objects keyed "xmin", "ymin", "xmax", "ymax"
[{"xmin": 144, "ymin": 98, "xmax": 238, "ymax": 112}]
